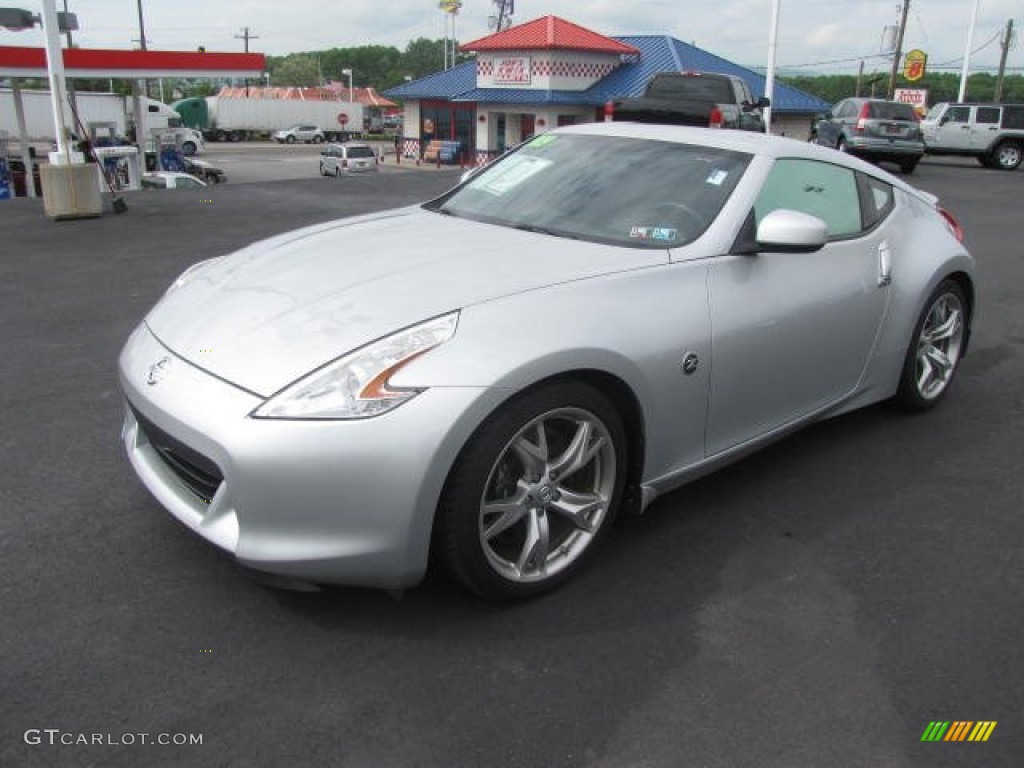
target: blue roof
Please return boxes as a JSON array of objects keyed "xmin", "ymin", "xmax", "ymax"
[{"xmin": 384, "ymin": 35, "xmax": 829, "ymax": 115}]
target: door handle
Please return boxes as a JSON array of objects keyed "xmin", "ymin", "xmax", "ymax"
[{"xmin": 878, "ymin": 242, "xmax": 892, "ymax": 286}]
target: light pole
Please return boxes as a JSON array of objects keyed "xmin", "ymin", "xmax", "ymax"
[
  {"xmin": 764, "ymin": 0, "xmax": 781, "ymax": 134},
  {"xmin": 341, "ymin": 68, "xmax": 353, "ymax": 102},
  {"xmin": 958, "ymin": 0, "xmax": 982, "ymax": 102}
]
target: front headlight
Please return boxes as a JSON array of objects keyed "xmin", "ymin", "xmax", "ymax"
[{"xmin": 251, "ymin": 312, "xmax": 459, "ymax": 420}]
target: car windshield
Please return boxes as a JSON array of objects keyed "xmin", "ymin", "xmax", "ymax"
[{"xmin": 426, "ymin": 134, "xmax": 751, "ymax": 248}]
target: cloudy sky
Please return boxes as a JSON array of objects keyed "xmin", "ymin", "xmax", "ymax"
[{"xmin": 6, "ymin": 1, "xmax": 1022, "ymax": 76}]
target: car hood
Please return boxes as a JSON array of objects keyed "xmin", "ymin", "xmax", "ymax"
[{"xmin": 145, "ymin": 207, "xmax": 666, "ymax": 396}]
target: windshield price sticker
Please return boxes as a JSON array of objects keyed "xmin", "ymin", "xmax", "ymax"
[{"xmin": 477, "ymin": 155, "xmax": 552, "ymax": 196}]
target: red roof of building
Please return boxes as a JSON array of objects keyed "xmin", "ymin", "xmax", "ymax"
[{"xmin": 460, "ymin": 15, "xmax": 640, "ymax": 55}]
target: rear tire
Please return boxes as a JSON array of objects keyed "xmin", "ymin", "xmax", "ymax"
[
  {"xmin": 285, "ymin": 135, "xmax": 296, "ymax": 144},
  {"xmin": 837, "ymin": 138, "xmax": 849, "ymax": 153},
  {"xmin": 436, "ymin": 380, "xmax": 627, "ymax": 600},
  {"xmin": 895, "ymin": 280, "xmax": 968, "ymax": 412},
  {"xmin": 899, "ymin": 157, "xmax": 919, "ymax": 174},
  {"xmin": 181, "ymin": 141, "xmax": 197, "ymax": 156}
]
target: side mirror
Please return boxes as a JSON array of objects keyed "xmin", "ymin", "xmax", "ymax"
[
  {"xmin": 756, "ymin": 209, "xmax": 827, "ymax": 253},
  {"xmin": 757, "ymin": 96, "xmax": 770, "ymax": 109}
]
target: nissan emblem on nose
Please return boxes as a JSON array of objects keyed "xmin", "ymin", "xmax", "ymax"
[{"xmin": 146, "ymin": 357, "xmax": 171, "ymax": 386}]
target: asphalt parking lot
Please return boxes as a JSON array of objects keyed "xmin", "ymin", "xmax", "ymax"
[{"xmin": 1, "ymin": 157, "xmax": 1021, "ymax": 768}]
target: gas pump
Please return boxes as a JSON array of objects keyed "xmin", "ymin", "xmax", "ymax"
[
  {"xmin": 154, "ymin": 129, "xmax": 185, "ymax": 173},
  {"xmin": 0, "ymin": 129, "xmax": 11, "ymax": 201}
]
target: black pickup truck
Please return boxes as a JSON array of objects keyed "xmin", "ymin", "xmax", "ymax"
[{"xmin": 611, "ymin": 71, "xmax": 769, "ymax": 132}]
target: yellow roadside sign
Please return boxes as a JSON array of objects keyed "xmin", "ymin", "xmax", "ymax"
[{"xmin": 904, "ymin": 49, "xmax": 927, "ymax": 82}]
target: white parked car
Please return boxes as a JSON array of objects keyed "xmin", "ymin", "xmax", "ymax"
[
  {"xmin": 140, "ymin": 172, "xmax": 208, "ymax": 190},
  {"xmin": 319, "ymin": 143, "xmax": 379, "ymax": 176},
  {"xmin": 272, "ymin": 125, "xmax": 325, "ymax": 144}
]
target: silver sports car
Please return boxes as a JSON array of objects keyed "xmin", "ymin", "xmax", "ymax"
[{"xmin": 120, "ymin": 123, "xmax": 975, "ymax": 600}]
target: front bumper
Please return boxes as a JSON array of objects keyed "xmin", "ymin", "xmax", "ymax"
[{"xmin": 119, "ymin": 323, "xmax": 505, "ymax": 589}]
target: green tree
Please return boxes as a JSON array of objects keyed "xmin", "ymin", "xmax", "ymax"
[{"xmin": 273, "ymin": 54, "xmax": 321, "ymax": 87}]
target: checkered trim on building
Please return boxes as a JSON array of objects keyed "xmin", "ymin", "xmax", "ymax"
[
  {"xmin": 532, "ymin": 61, "xmax": 617, "ymax": 78},
  {"xmin": 477, "ymin": 59, "xmax": 616, "ymax": 79}
]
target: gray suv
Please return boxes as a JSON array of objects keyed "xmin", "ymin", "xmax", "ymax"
[
  {"xmin": 921, "ymin": 102, "xmax": 1024, "ymax": 170},
  {"xmin": 812, "ymin": 98, "xmax": 924, "ymax": 174}
]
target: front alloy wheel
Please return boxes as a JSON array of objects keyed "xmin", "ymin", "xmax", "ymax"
[
  {"xmin": 896, "ymin": 280, "xmax": 967, "ymax": 410},
  {"xmin": 438, "ymin": 381, "xmax": 627, "ymax": 600}
]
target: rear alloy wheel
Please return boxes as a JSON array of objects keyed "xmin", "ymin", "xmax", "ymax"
[
  {"xmin": 313, "ymin": 135, "xmax": 324, "ymax": 144},
  {"xmin": 437, "ymin": 381, "xmax": 627, "ymax": 600},
  {"xmin": 993, "ymin": 141, "xmax": 1022, "ymax": 170},
  {"xmin": 181, "ymin": 141, "xmax": 197, "ymax": 156},
  {"xmin": 285, "ymin": 135, "xmax": 296, "ymax": 144},
  {"xmin": 896, "ymin": 280, "xmax": 967, "ymax": 411}
]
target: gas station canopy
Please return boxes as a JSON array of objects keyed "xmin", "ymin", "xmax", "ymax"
[{"xmin": 0, "ymin": 45, "xmax": 266, "ymax": 79}]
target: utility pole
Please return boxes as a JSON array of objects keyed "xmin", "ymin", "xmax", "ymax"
[
  {"xmin": 235, "ymin": 26, "xmax": 259, "ymax": 53},
  {"xmin": 887, "ymin": 0, "xmax": 910, "ymax": 99},
  {"xmin": 856, "ymin": 60, "xmax": 864, "ymax": 97},
  {"xmin": 995, "ymin": 19, "xmax": 1014, "ymax": 103},
  {"xmin": 135, "ymin": 0, "xmax": 148, "ymax": 50},
  {"xmin": 235, "ymin": 27, "xmax": 260, "ymax": 96}
]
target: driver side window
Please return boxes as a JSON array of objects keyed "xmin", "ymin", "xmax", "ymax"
[{"xmin": 754, "ymin": 159, "xmax": 861, "ymax": 238}]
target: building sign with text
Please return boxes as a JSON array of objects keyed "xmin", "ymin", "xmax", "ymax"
[
  {"xmin": 494, "ymin": 57, "xmax": 532, "ymax": 85},
  {"xmin": 894, "ymin": 88, "xmax": 929, "ymax": 114}
]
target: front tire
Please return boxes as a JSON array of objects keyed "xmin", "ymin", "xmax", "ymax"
[
  {"xmin": 993, "ymin": 140, "xmax": 1022, "ymax": 170},
  {"xmin": 437, "ymin": 380, "xmax": 627, "ymax": 600},
  {"xmin": 181, "ymin": 141, "xmax": 197, "ymax": 156},
  {"xmin": 895, "ymin": 280, "xmax": 968, "ymax": 411},
  {"xmin": 285, "ymin": 135, "xmax": 296, "ymax": 145}
]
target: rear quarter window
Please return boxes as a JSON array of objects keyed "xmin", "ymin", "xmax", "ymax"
[{"xmin": 1002, "ymin": 106, "xmax": 1024, "ymax": 129}]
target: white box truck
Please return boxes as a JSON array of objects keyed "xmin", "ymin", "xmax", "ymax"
[{"xmin": 0, "ymin": 89, "xmax": 205, "ymax": 155}]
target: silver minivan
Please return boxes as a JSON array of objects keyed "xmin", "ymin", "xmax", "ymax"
[{"xmin": 319, "ymin": 143, "xmax": 379, "ymax": 176}]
